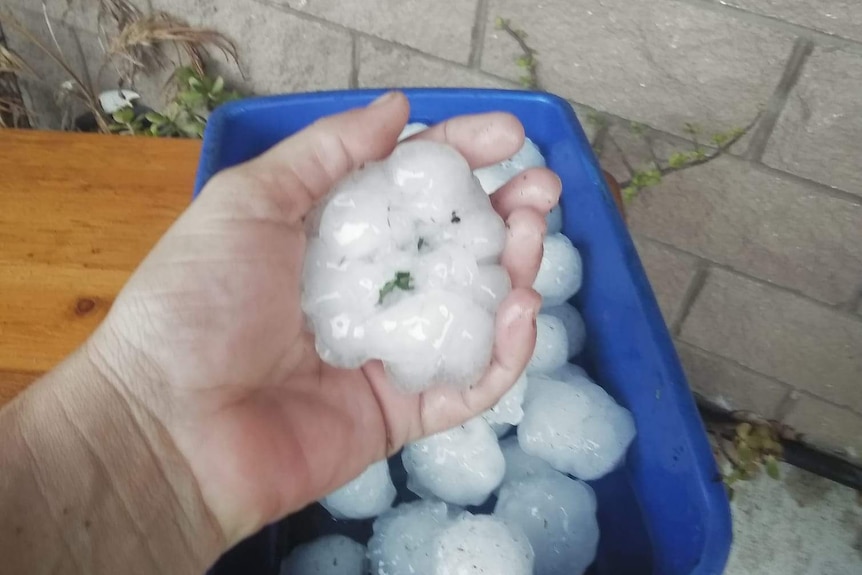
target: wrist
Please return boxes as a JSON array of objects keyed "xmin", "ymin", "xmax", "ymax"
[{"xmin": 2, "ymin": 338, "xmax": 225, "ymax": 574}]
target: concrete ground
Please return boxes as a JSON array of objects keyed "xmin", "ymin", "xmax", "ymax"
[{"xmin": 3, "ymin": 0, "xmax": 862, "ymax": 572}]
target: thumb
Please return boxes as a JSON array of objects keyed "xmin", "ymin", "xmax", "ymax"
[{"xmin": 229, "ymin": 91, "xmax": 410, "ymax": 222}]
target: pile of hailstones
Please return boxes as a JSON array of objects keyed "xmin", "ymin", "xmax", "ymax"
[{"xmin": 287, "ymin": 123, "xmax": 636, "ymax": 575}]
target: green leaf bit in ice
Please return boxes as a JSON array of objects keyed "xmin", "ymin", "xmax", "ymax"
[{"xmin": 378, "ymin": 271, "xmax": 414, "ymax": 304}]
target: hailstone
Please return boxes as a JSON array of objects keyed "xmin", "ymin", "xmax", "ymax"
[
  {"xmin": 402, "ymin": 417, "xmax": 505, "ymax": 506},
  {"xmin": 498, "ymin": 435, "xmax": 558, "ymax": 487},
  {"xmin": 495, "ymin": 473, "xmax": 599, "ymax": 575},
  {"xmin": 368, "ymin": 500, "xmax": 453, "ymax": 575},
  {"xmin": 473, "ymin": 137, "xmax": 546, "ymax": 194},
  {"xmin": 533, "ymin": 233, "xmax": 583, "ymax": 308},
  {"xmin": 431, "ymin": 513, "xmax": 534, "ymax": 575},
  {"xmin": 482, "ymin": 371, "xmax": 528, "ymax": 426},
  {"xmin": 519, "ymin": 376, "xmax": 636, "ymax": 480},
  {"xmin": 301, "ymin": 141, "xmax": 509, "ymax": 392},
  {"xmin": 542, "ymin": 303, "xmax": 587, "ymax": 358},
  {"xmin": 319, "ymin": 459, "xmax": 396, "ymax": 520},
  {"xmin": 527, "ymin": 314, "xmax": 569, "ymax": 374},
  {"xmin": 280, "ymin": 534, "xmax": 367, "ymax": 575}
]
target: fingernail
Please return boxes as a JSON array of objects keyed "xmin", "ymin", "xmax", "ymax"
[{"xmin": 369, "ymin": 91, "xmax": 397, "ymax": 107}]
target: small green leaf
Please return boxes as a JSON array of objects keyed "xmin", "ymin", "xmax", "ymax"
[
  {"xmin": 621, "ymin": 186, "xmax": 639, "ymax": 204},
  {"xmin": 737, "ymin": 422, "xmax": 752, "ymax": 439},
  {"xmin": 112, "ymin": 107, "xmax": 134, "ymax": 124},
  {"xmin": 378, "ymin": 271, "xmax": 414, "ymax": 303},
  {"xmin": 668, "ymin": 152, "xmax": 689, "ymax": 169},
  {"xmin": 211, "ymin": 75, "xmax": 225, "ymax": 95},
  {"xmin": 765, "ymin": 455, "xmax": 780, "ymax": 480},
  {"xmin": 144, "ymin": 112, "xmax": 166, "ymax": 125},
  {"xmin": 737, "ymin": 443, "xmax": 754, "ymax": 464},
  {"xmin": 515, "ymin": 55, "xmax": 531, "ymax": 68},
  {"xmin": 494, "ymin": 17, "xmax": 507, "ymax": 29}
]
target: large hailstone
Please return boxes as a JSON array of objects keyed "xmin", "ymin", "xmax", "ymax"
[
  {"xmin": 280, "ymin": 534, "xmax": 367, "ymax": 575},
  {"xmin": 495, "ymin": 473, "xmax": 599, "ymax": 575},
  {"xmin": 527, "ymin": 314, "xmax": 569, "ymax": 374},
  {"xmin": 431, "ymin": 513, "xmax": 534, "ymax": 575},
  {"xmin": 319, "ymin": 459, "xmax": 396, "ymax": 520},
  {"xmin": 472, "ymin": 137, "xmax": 562, "ymax": 233},
  {"xmin": 368, "ymin": 500, "xmax": 454, "ymax": 575},
  {"xmin": 482, "ymin": 371, "xmax": 528, "ymax": 426},
  {"xmin": 519, "ymin": 376, "xmax": 636, "ymax": 481},
  {"xmin": 498, "ymin": 435, "xmax": 558, "ymax": 487},
  {"xmin": 542, "ymin": 303, "xmax": 586, "ymax": 359},
  {"xmin": 402, "ymin": 417, "xmax": 505, "ymax": 506},
  {"xmin": 533, "ymin": 233, "xmax": 582, "ymax": 308},
  {"xmin": 302, "ymin": 140, "xmax": 509, "ymax": 393},
  {"xmin": 473, "ymin": 137, "xmax": 545, "ymax": 194}
]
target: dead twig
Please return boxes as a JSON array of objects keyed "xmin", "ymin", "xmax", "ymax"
[
  {"xmin": 0, "ymin": 11, "xmax": 108, "ymax": 132},
  {"xmin": 106, "ymin": 11, "xmax": 240, "ymax": 84}
]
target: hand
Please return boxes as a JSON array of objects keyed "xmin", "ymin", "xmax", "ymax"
[{"xmin": 88, "ymin": 92, "xmax": 561, "ymax": 545}]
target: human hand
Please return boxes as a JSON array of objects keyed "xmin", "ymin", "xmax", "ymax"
[{"xmin": 88, "ymin": 92, "xmax": 561, "ymax": 546}]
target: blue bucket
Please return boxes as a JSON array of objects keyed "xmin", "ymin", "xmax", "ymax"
[{"xmin": 195, "ymin": 88, "xmax": 731, "ymax": 575}]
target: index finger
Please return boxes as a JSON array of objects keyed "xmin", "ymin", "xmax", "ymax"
[{"xmin": 407, "ymin": 112, "xmax": 525, "ymax": 169}]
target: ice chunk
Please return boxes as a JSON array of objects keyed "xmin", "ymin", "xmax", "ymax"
[
  {"xmin": 528, "ymin": 314, "xmax": 569, "ymax": 374},
  {"xmin": 471, "ymin": 265, "xmax": 511, "ymax": 312},
  {"xmin": 443, "ymin": 209, "xmax": 507, "ymax": 264},
  {"xmin": 542, "ymin": 303, "xmax": 586, "ymax": 358},
  {"xmin": 495, "ymin": 473, "xmax": 599, "ymax": 575},
  {"xmin": 365, "ymin": 291, "xmax": 495, "ymax": 392},
  {"xmin": 499, "ymin": 435, "xmax": 557, "ymax": 486},
  {"xmin": 550, "ymin": 362, "xmax": 588, "ymax": 382},
  {"xmin": 431, "ymin": 513, "xmax": 534, "ymax": 575},
  {"xmin": 546, "ymin": 204, "xmax": 563, "ymax": 234},
  {"xmin": 387, "ymin": 141, "xmax": 476, "ymax": 223},
  {"xmin": 318, "ymin": 187, "xmax": 392, "ymax": 260},
  {"xmin": 473, "ymin": 138, "xmax": 546, "ymax": 194},
  {"xmin": 533, "ymin": 233, "xmax": 582, "ymax": 307},
  {"xmin": 402, "ymin": 418, "xmax": 505, "ymax": 506},
  {"xmin": 281, "ymin": 534, "xmax": 367, "ymax": 575},
  {"xmin": 519, "ymin": 377, "xmax": 636, "ymax": 480},
  {"xmin": 398, "ymin": 122, "xmax": 429, "ymax": 141},
  {"xmin": 320, "ymin": 459, "xmax": 396, "ymax": 520},
  {"xmin": 489, "ymin": 421, "xmax": 513, "ymax": 438},
  {"xmin": 482, "ymin": 372, "xmax": 527, "ymax": 426},
  {"xmin": 303, "ymin": 141, "xmax": 508, "ymax": 392},
  {"xmin": 302, "ymin": 240, "xmax": 392, "ymax": 319},
  {"xmin": 368, "ymin": 500, "xmax": 452, "ymax": 575}
]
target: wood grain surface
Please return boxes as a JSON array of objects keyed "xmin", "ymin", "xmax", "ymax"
[{"xmin": 0, "ymin": 130, "xmax": 200, "ymax": 405}]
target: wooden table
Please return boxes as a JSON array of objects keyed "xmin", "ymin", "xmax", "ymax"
[{"xmin": 0, "ymin": 130, "xmax": 200, "ymax": 405}]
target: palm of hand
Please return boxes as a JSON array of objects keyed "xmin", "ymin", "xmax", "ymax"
[{"xmin": 95, "ymin": 93, "xmax": 558, "ymax": 544}]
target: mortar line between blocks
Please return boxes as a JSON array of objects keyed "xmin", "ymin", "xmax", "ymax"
[
  {"xmin": 745, "ymin": 38, "xmax": 813, "ymax": 162},
  {"xmin": 676, "ymin": 0, "xmax": 862, "ymax": 53},
  {"xmin": 677, "ymin": 340, "xmax": 862, "ymax": 418},
  {"xmin": 349, "ymin": 32, "xmax": 359, "ymax": 89},
  {"xmin": 773, "ymin": 388, "xmax": 802, "ymax": 422},
  {"xmin": 253, "ymin": 0, "xmax": 477, "ymax": 68},
  {"xmin": 671, "ymin": 262, "xmax": 710, "ymax": 336},
  {"xmin": 468, "ymin": 0, "xmax": 490, "ymax": 68},
  {"xmin": 633, "ymin": 234, "xmax": 862, "ymax": 316},
  {"xmin": 675, "ymin": 339, "xmax": 795, "ymax": 395},
  {"xmin": 750, "ymin": 161, "xmax": 862, "ymax": 207}
]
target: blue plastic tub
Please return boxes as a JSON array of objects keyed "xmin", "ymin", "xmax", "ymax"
[{"xmin": 194, "ymin": 88, "xmax": 731, "ymax": 575}]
